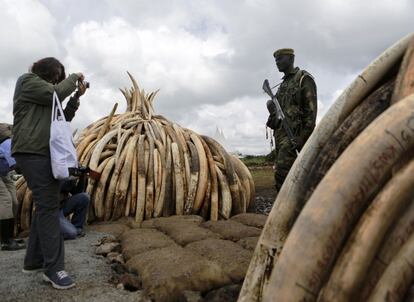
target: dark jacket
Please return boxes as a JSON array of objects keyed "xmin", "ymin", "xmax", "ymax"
[
  {"xmin": 59, "ymin": 174, "xmax": 87, "ymax": 207},
  {"xmin": 12, "ymin": 73, "xmax": 81, "ymax": 157}
]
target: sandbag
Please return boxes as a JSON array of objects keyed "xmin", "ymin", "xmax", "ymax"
[
  {"xmin": 202, "ymin": 220, "xmax": 262, "ymax": 242},
  {"xmin": 121, "ymin": 228, "xmax": 177, "ymax": 261},
  {"xmin": 187, "ymin": 238, "xmax": 252, "ymax": 282},
  {"xmin": 125, "ymin": 245, "xmax": 231, "ymax": 302}
]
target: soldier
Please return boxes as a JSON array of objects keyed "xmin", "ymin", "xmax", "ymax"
[{"xmin": 266, "ymin": 48, "xmax": 317, "ymax": 192}]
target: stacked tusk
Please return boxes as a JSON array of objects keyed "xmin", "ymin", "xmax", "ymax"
[{"xmin": 15, "ymin": 72, "xmax": 255, "ymax": 232}]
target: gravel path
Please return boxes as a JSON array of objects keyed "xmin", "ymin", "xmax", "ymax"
[
  {"xmin": 251, "ymin": 196, "xmax": 275, "ymax": 215},
  {"xmin": 0, "ymin": 230, "xmax": 146, "ymax": 301}
]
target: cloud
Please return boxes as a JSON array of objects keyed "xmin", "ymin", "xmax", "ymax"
[
  {"xmin": 0, "ymin": 0, "xmax": 60, "ymax": 124},
  {"xmin": 64, "ymin": 17, "xmax": 234, "ymax": 91},
  {"xmin": 62, "ymin": 16, "xmax": 236, "ymax": 131},
  {"xmin": 0, "ymin": 79, "xmax": 16, "ymax": 124},
  {"xmin": 179, "ymin": 96, "xmax": 271, "ymax": 155},
  {"xmin": 0, "ymin": 0, "xmax": 59, "ymax": 79}
]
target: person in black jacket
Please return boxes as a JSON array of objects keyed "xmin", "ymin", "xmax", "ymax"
[{"xmin": 59, "ymin": 172, "xmax": 90, "ymax": 240}]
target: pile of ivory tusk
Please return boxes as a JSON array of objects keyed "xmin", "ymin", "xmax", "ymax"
[
  {"xmin": 239, "ymin": 33, "xmax": 414, "ymax": 302},
  {"xmin": 15, "ymin": 73, "xmax": 255, "ymax": 232}
]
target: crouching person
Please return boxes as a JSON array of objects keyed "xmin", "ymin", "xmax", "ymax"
[{"xmin": 59, "ymin": 168, "xmax": 90, "ymax": 240}]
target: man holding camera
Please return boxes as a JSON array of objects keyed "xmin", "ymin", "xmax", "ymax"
[
  {"xmin": 59, "ymin": 168, "xmax": 90, "ymax": 240},
  {"xmin": 12, "ymin": 57, "xmax": 88, "ymax": 290}
]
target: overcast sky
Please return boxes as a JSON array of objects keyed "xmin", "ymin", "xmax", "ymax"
[{"xmin": 0, "ymin": 0, "xmax": 412, "ymax": 154}]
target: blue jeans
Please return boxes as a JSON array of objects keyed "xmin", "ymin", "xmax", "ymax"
[{"xmin": 59, "ymin": 192, "xmax": 89, "ymax": 240}]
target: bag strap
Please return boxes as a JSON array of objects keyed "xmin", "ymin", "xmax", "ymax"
[{"xmin": 51, "ymin": 92, "xmax": 67, "ymax": 123}]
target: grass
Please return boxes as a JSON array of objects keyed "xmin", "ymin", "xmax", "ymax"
[
  {"xmin": 241, "ymin": 155, "xmax": 273, "ymax": 167},
  {"xmin": 248, "ymin": 165, "xmax": 276, "ymax": 200},
  {"xmin": 239, "ymin": 154, "xmax": 276, "ymax": 199}
]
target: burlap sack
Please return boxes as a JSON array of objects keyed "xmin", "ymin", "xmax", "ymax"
[
  {"xmin": 125, "ymin": 245, "xmax": 231, "ymax": 302},
  {"xmin": 187, "ymin": 238, "xmax": 253, "ymax": 282},
  {"xmin": 237, "ymin": 236, "xmax": 259, "ymax": 251},
  {"xmin": 154, "ymin": 219, "xmax": 220, "ymax": 246},
  {"xmin": 121, "ymin": 228, "xmax": 177, "ymax": 261},
  {"xmin": 231, "ymin": 213, "xmax": 268, "ymax": 228},
  {"xmin": 202, "ymin": 220, "xmax": 262, "ymax": 241},
  {"xmin": 88, "ymin": 222, "xmax": 130, "ymax": 238},
  {"xmin": 141, "ymin": 214, "xmax": 204, "ymax": 229}
]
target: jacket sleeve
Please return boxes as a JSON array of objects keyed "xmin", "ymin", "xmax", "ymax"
[
  {"xmin": 55, "ymin": 73, "xmax": 81, "ymax": 101},
  {"xmin": 20, "ymin": 73, "xmax": 79, "ymax": 106},
  {"xmin": 300, "ymin": 76, "xmax": 317, "ymax": 143},
  {"xmin": 63, "ymin": 96, "xmax": 80, "ymax": 122}
]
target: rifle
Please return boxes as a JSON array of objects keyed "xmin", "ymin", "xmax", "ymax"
[{"xmin": 263, "ymin": 79, "xmax": 299, "ymax": 155}]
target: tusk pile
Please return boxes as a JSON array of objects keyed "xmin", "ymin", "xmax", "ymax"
[{"xmin": 16, "ymin": 72, "xmax": 255, "ymax": 231}]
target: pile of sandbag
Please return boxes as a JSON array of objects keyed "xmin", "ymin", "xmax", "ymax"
[
  {"xmin": 15, "ymin": 73, "xmax": 255, "ymax": 232},
  {"xmin": 239, "ymin": 33, "xmax": 414, "ymax": 302}
]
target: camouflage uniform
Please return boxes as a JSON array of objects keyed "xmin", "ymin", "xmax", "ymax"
[{"xmin": 267, "ymin": 67, "xmax": 317, "ymax": 191}]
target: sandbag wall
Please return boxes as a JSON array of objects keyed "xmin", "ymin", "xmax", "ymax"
[
  {"xmin": 239, "ymin": 34, "xmax": 414, "ymax": 302},
  {"xmin": 15, "ymin": 73, "xmax": 255, "ymax": 232}
]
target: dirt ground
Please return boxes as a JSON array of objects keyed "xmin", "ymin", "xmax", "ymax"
[
  {"xmin": 0, "ymin": 230, "xmax": 147, "ymax": 301},
  {"xmin": 249, "ymin": 165, "xmax": 277, "ymax": 200}
]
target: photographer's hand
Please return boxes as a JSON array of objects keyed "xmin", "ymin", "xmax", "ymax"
[
  {"xmin": 76, "ymin": 81, "xmax": 87, "ymax": 98},
  {"xmin": 76, "ymin": 73, "xmax": 85, "ymax": 82}
]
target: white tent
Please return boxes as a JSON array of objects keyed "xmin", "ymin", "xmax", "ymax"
[{"xmin": 213, "ymin": 126, "xmax": 242, "ymax": 157}]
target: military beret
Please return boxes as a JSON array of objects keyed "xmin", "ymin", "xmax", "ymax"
[{"xmin": 273, "ymin": 48, "xmax": 294, "ymax": 57}]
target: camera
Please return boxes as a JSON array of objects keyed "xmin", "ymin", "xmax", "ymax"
[
  {"xmin": 68, "ymin": 166, "xmax": 90, "ymax": 177},
  {"xmin": 81, "ymin": 81, "xmax": 90, "ymax": 89}
]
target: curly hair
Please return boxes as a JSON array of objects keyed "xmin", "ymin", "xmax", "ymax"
[{"xmin": 30, "ymin": 57, "xmax": 66, "ymax": 84}]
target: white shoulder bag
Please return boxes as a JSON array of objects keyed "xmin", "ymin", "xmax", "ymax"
[{"xmin": 50, "ymin": 91, "xmax": 78, "ymax": 179}]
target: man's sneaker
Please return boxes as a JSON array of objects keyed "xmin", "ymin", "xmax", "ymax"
[
  {"xmin": 22, "ymin": 264, "xmax": 44, "ymax": 274},
  {"xmin": 43, "ymin": 270, "xmax": 75, "ymax": 290}
]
